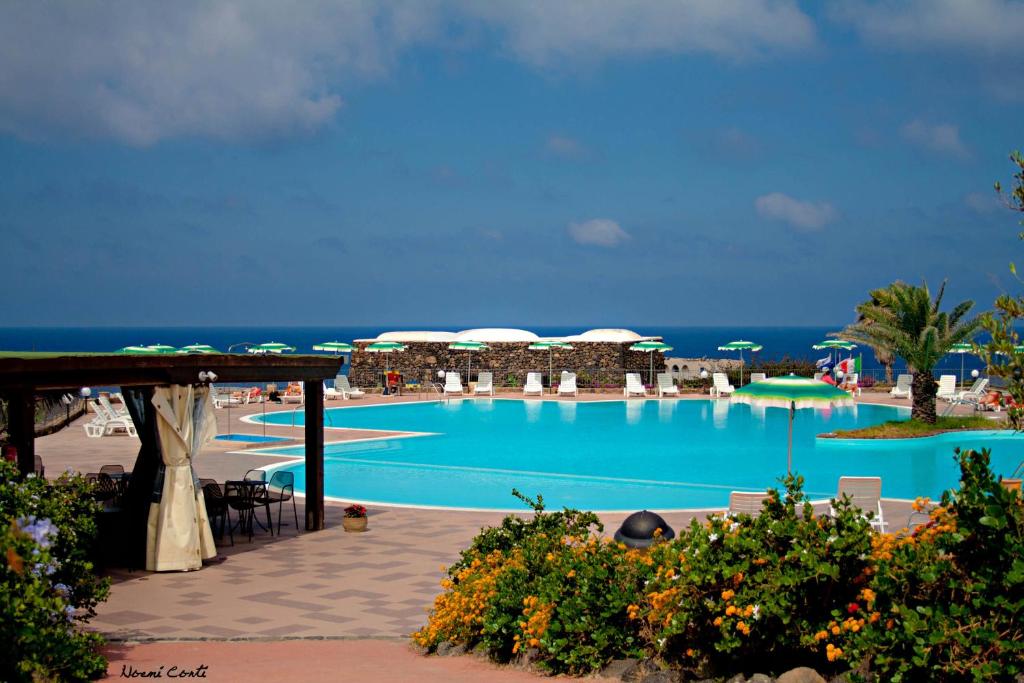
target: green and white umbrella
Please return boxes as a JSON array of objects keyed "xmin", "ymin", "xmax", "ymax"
[
  {"xmin": 448, "ymin": 341, "xmax": 489, "ymax": 380},
  {"xmin": 811, "ymin": 340, "xmax": 857, "ymax": 351},
  {"xmin": 365, "ymin": 341, "xmax": 407, "ymax": 372},
  {"xmin": 146, "ymin": 344, "xmax": 178, "ymax": 353},
  {"xmin": 117, "ymin": 345, "xmax": 165, "ymax": 354},
  {"xmin": 313, "ymin": 341, "xmax": 355, "ymax": 354},
  {"xmin": 177, "ymin": 343, "xmax": 219, "ymax": 354},
  {"xmin": 247, "ymin": 342, "xmax": 296, "ymax": 354},
  {"xmin": 528, "ymin": 340, "xmax": 574, "ymax": 389},
  {"xmin": 717, "ymin": 340, "xmax": 763, "ymax": 386},
  {"xmin": 629, "ymin": 341, "xmax": 674, "ymax": 387},
  {"xmin": 947, "ymin": 342, "xmax": 974, "ymax": 388},
  {"xmin": 731, "ymin": 374, "xmax": 854, "ymax": 474}
]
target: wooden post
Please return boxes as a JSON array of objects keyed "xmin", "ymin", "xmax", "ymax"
[
  {"xmin": 8, "ymin": 390, "xmax": 36, "ymax": 477},
  {"xmin": 303, "ymin": 380, "xmax": 325, "ymax": 531}
]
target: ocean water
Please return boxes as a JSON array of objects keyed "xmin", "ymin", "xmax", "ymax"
[{"xmin": 0, "ymin": 325, "xmax": 987, "ymax": 376}]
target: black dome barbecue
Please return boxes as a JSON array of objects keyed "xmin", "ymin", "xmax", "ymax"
[{"xmin": 613, "ymin": 510, "xmax": 675, "ymax": 548}]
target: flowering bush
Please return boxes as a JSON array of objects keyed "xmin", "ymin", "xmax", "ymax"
[
  {"xmin": 1, "ymin": 460, "xmax": 110, "ymax": 681},
  {"xmin": 344, "ymin": 504, "xmax": 367, "ymax": 518}
]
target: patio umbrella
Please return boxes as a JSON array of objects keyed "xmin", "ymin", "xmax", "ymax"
[
  {"xmin": 448, "ymin": 340, "xmax": 489, "ymax": 381},
  {"xmin": 365, "ymin": 341, "xmax": 406, "ymax": 373},
  {"xmin": 717, "ymin": 340, "xmax": 763, "ymax": 386},
  {"xmin": 528, "ymin": 340, "xmax": 574, "ymax": 390},
  {"xmin": 247, "ymin": 342, "xmax": 296, "ymax": 354},
  {"xmin": 731, "ymin": 374, "xmax": 854, "ymax": 474},
  {"xmin": 629, "ymin": 341, "xmax": 674, "ymax": 388},
  {"xmin": 947, "ymin": 342, "xmax": 973, "ymax": 389},
  {"xmin": 177, "ymin": 344, "xmax": 219, "ymax": 354},
  {"xmin": 117, "ymin": 345, "xmax": 175, "ymax": 354},
  {"xmin": 312, "ymin": 341, "xmax": 355, "ymax": 354}
]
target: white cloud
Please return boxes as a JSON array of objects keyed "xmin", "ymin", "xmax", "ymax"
[
  {"xmin": 755, "ymin": 193, "xmax": 837, "ymax": 231},
  {"xmin": 900, "ymin": 120, "xmax": 970, "ymax": 159},
  {"xmin": 0, "ymin": 0, "xmax": 818, "ymax": 145},
  {"xmin": 545, "ymin": 134, "xmax": 590, "ymax": 160},
  {"xmin": 831, "ymin": 0, "xmax": 1024, "ymax": 57},
  {"xmin": 568, "ymin": 219, "xmax": 630, "ymax": 247}
]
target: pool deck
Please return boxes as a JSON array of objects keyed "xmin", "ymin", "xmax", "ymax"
[{"xmin": 34, "ymin": 390, "xmax": 987, "ymax": 680}]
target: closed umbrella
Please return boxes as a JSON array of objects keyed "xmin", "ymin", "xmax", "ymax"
[
  {"xmin": 448, "ymin": 341, "xmax": 489, "ymax": 381},
  {"xmin": 365, "ymin": 341, "xmax": 407, "ymax": 373},
  {"xmin": 731, "ymin": 374, "xmax": 853, "ymax": 474},
  {"xmin": 528, "ymin": 340, "xmax": 574, "ymax": 391},
  {"xmin": 177, "ymin": 344, "xmax": 219, "ymax": 354},
  {"xmin": 717, "ymin": 340, "xmax": 762, "ymax": 386},
  {"xmin": 947, "ymin": 342, "xmax": 973, "ymax": 389},
  {"xmin": 629, "ymin": 341, "xmax": 674, "ymax": 388},
  {"xmin": 248, "ymin": 342, "xmax": 296, "ymax": 354}
]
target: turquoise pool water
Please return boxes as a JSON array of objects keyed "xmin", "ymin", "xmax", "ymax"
[
  {"xmin": 251, "ymin": 399, "xmax": 1023, "ymax": 511},
  {"xmin": 215, "ymin": 433, "xmax": 291, "ymax": 443}
]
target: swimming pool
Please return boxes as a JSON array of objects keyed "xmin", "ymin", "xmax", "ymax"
[
  {"xmin": 215, "ymin": 433, "xmax": 292, "ymax": 444},
  {"xmin": 249, "ymin": 399, "xmax": 1023, "ymax": 511}
]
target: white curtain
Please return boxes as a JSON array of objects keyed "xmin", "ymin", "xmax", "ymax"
[{"xmin": 145, "ymin": 385, "xmax": 218, "ymax": 572}]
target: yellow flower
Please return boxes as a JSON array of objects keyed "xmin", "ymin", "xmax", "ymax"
[{"xmin": 545, "ymin": 552, "xmax": 555, "ymax": 562}]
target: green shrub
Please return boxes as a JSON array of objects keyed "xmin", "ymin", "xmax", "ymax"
[
  {"xmin": 1, "ymin": 460, "xmax": 110, "ymax": 681},
  {"xmin": 837, "ymin": 448, "xmax": 1024, "ymax": 681}
]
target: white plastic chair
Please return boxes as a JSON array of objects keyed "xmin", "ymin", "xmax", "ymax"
[
  {"xmin": 953, "ymin": 378, "xmax": 989, "ymax": 406},
  {"xmin": 624, "ymin": 373, "xmax": 647, "ymax": 397},
  {"xmin": 324, "ymin": 382, "xmax": 341, "ymax": 400},
  {"xmin": 524, "ymin": 372, "xmax": 544, "ymax": 396},
  {"xmin": 729, "ymin": 491, "xmax": 768, "ymax": 518},
  {"xmin": 710, "ymin": 373, "xmax": 734, "ymax": 397},
  {"xmin": 336, "ymin": 376, "xmax": 365, "ymax": 400},
  {"xmin": 474, "ymin": 371, "xmax": 494, "ymax": 396},
  {"xmin": 748, "ymin": 372, "xmax": 767, "ymax": 384},
  {"xmin": 936, "ymin": 375, "xmax": 957, "ymax": 402},
  {"xmin": 444, "ymin": 372, "xmax": 464, "ymax": 396},
  {"xmin": 843, "ymin": 372, "xmax": 861, "ymax": 396},
  {"xmin": 656, "ymin": 372, "xmax": 679, "ymax": 397},
  {"xmin": 890, "ymin": 374, "xmax": 912, "ymax": 399},
  {"xmin": 833, "ymin": 476, "xmax": 886, "ymax": 532},
  {"xmin": 558, "ymin": 372, "xmax": 578, "ymax": 397}
]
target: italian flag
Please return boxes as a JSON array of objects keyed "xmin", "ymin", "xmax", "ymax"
[{"xmin": 837, "ymin": 355, "xmax": 862, "ymax": 375}]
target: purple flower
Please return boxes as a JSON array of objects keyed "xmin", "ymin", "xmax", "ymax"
[
  {"xmin": 17, "ymin": 516, "xmax": 58, "ymax": 549},
  {"xmin": 64, "ymin": 605, "xmax": 76, "ymax": 622},
  {"xmin": 54, "ymin": 583, "xmax": 70, "ymax": 596}
]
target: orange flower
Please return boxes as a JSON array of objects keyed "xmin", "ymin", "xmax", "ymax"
[
  {"xmin": 736, "ymin": 620, "xmax": 750, "ymax": 635},
  {"xmin": 721, "ymin": 589, "xmax": 735, "ymax": 601},
  {"xmin": 567, "ymin": 570, "xmax": 576, "ymax": 579},
  {"xmin": 831, "ymin": 625, "xmax": 841, "ymax": 636},
  {"xmin": 713, "ymin": 616, "xmax": 723, "ymax": 627},
  {"xmin": 814, "ymin": 630, "xmax": 828, "ymax": 642},
  {"xmin": 725, "ymin": 605, "xmax": 738, "ymax": 616}
]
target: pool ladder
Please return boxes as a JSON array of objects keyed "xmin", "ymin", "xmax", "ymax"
[{"xmin": 430, "ymin": 382, "xmax": 448, "ymax": 404}]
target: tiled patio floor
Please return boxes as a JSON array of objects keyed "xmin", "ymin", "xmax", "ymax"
[{"xmin": 34, "ymin": 390, "xmax": 959, "ymax": 643}]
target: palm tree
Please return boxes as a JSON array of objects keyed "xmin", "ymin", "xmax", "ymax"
[
  {"xmin": 839, "ymin": 280, "xmax": 980, "ymax": 423},
  {"xmin": 833, "ymin": 293, "xmax": 896, "ymax": 384}
]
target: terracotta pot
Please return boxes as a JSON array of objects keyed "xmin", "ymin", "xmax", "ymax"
[{"xmin": 342, "ymin": 517, "xmax": 368, "ymax": 532}]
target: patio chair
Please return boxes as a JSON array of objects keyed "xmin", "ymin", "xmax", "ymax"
[
  {"xmin": 710, "ymin": 373, "xmax": 734, "ymax": 398},
  {"xmin": 256, "ymin": 470, "xmax": 297, "ymax": 535},
  {"xmin": 474, "ymin": 371, "xmax": 494, "ymax": 395},
  {"xmin": 225, "ymin": 481, "xmax": 262, "ymax": 542},
  {"xmin": 953, "ymin": 377, "xmax": 989, "ymax": 406},
  {"xmin": 624, "ymin": 373, "xmax": 647, "ymax": 397},
  {"xmin": 656, "ymin": 372, "xmax": 679, "ymax": 397},
  {"xmin": 86, "ymin": 473, "xmax": 121, "ymax": 507},
  {"xmin": 99, "ymin": 395, "xmax": 129, "ymax": 418},
  {"xmin": 842, "ymin": 372, "xmax": 861, "ymax": 396},
  {"xmin": 281, "ymin": 383, "xmax": 304, "ymax": 404},
  {"xmin": 728, "ymin": 491, "xmax": 768, "ymax": 518},
  {"xmin": 524, "ymin": 372, "xmax": 544, "ymax": 396},
  {"xmin": 936, "ymin": 375, "xmax": 957, "ymax": 402},
  {"xmin": 243, "ymin": 469, "xmax": 266, "ymax": 482},
  {"xmin": 890, "ymin": 374, "xmax": 912, "ymax": 399},
  {"xmin": 749, "ymin": 372, "xmax": 767, "ymax": 384},
  {"xmin": 243, "ymin": 387, "xmax": 263, "ymax": 404},
  {"xmin": 34, "ymin": 455, "xmax": 44, "ymax": 478},
  {"xmin": 833, "ymin": 476, "xmax": 886, "ymax": 533},
  {"xmin": 82, "ymin": 400, "xmax": 137, "ymax": 438},
  {"xmin": 99, "ymin": 464, "xmax": 124, "ymax": 476},
  {"xmin": 202, "ymin": 481, "xmax": 233, "ymax": 546},
  {"xmin": 443, "ymin": 371, "xmax": 464, "ymax": 396},
  {"xmin": 323, "ymin": 381, "xmax": 342, "ymax": 400},
  {"xmin": 336, "ymin": 375, "xmax": 365, "ymax": 400},
  {"xmin": 558, "ymin": 372, "xmax": 578, "ymax": 397}
]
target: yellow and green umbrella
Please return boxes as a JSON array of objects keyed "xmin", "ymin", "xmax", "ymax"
[
  {"xmin": 812, "ymin": 340, "xmax": 857, "ymax": 351},
  {"xmin": 629, "ymin": 341, "xmax": 674, "ymax": 387},
  {"xmin": 313, "ymin": 341, "xmax": 355, "ymax": 354},
  {"xmin": 717, "ymin": 340, "xmax": 763, "ymax": 385},
  {"xmin": 365, "ymin": 341, "xmax": 407, "ymax": 372},
  {"xmin": 178, "ymin": 343, "xmax": 219, "ymax": 354},
  {"xmin": 731, "ymin": 374, "xmax": 854, "ymax": 474},
  {"xmin": 528, "ymin": 341, "xmax": 574, "ymax": 390},
  {"xmin": 247, "ymin": 342, "xmax": 296, "ymax": 354},
  {"xmin": 118, "ymin": 344, "xmax": 176, "ymax": 354},
  {"xmin": 448, "ymin": 341, "xmax": 489, "ymax": 380}
]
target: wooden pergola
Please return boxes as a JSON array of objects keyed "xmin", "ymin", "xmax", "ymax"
[{"xmin": 0, "ymin": 353, "xmax": 342, "ymax": 531}]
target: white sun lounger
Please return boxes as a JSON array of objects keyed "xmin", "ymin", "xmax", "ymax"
[
  {"xmin": 890, "ymin": 374, "xmax": 912, "ymax": 399},
  {"xmin": 83, "ymin": 399, "xmax": 137, "ymax": 438},
  {"xmin": 474, "ymin": 371, "xmax": 494, "ymax": 395},
  {"xmin": 335, "ymin": 376, "xmax": 365, "ymax": 400},
  {"xmin": 748, "ymin": 372, "xmax": 767, "ymax": 384},
  {"xmin": 833, "ymin": 476, "xmax": 886, "ymax": 533},
  {"xmin": 953, "ymin": 378, "xmax": 989, "ymax": 406},
  {"xmin": 281, "ymin": 384, "xmax": 304, "ymax": 404},
  {"xmin": 558, "ymin": 372, "xmax": 578, "ymax": 397},
  {"xmin": 524, "ymin": 372, "xmax": 544, "ymax": 396},
  {"xmin": 729, "ymin": 491, "xmax": 768, "ymax": 518},
  {"xmin": 710, "ymin": 373, "xmax": 734, "ymax": 397},
  {"xmin": 324, "ymin": 381, "xmax": 342, "ymax": 400},
  {"xmin": 843, "ymin": 372, "xmax": 861, "ymax": 396},
  {"xmin": 444, "ymin": 371, "xmax": 464, "ymax": 396},
  {"xmin": 936, "ymin": 375, "xmax": 957, "ymax": 402},
  {"xmin": 656, "ymin": 372, "xmax": 679, "ymax": 397},
  {"xmin": 624, "ymin": 373, "xmax": 647, "ymax": 397}
]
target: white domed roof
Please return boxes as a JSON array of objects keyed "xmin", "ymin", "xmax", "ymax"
[
  {"xmin": 453, "ymin": 328, "xmax": 540, "ymax": 343},
  {"xmin": 361, "ymin": 331, "xmax": 458, "ymax": 343},
  {"xmin": 563, "ymin": 328, "xmax": 649, "ymax": 343}
]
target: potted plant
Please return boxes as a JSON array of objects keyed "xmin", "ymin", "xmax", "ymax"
[{"xmin": 342, "ymin": 504, "xmax": 368, "ymax": 532}]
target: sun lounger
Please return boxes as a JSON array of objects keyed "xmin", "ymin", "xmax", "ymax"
[
  {"xmin": 524, "ymin": 372, "xmax": 544, "ymax": 396},
  {"xmin": 710, "ymin": 373, "xmax": 734, "ymax": 397},
  {"xmin": 833, "ymin": 476, "xmax": 886, "ymax": 532},
  {"xmin": 444, "ymin": 371, "xmax": 464, "ymax": 396},
  {"xmin": 474, "ymin": 371, "xmax": 494, "ymax": 396},
  {"xmin": 842, "ymin": 372, "xmax": 861, "ymax": 396},
  {"xmin": 83, "ymin": 399, "xmax": 137, "ymax": 438},
  {"xmin": 748, "ymin": 372, "xmax": 767, "ymax": 384},
  {"xmin": 324, "ymin": 381, "xmax": 342, "ymax": 400},
  {"xmin": 936, "ymin": 374, "xmax": 957, "ymax": 402},
  {"xmin": 656, "ymin": 372, "xmax": 679, "ymax": 397},
  {"xmin": 281, "ymin": 383, "xmax": 304, "ymax": 404},
  {"xmin": 952, "ymin": 378, "xmax": 989, "ymax": 406},
  {"xmin": 624, "ymin": 373, "xmax": 647, "ymax": 397},
  {"xmin": 890, "ymin": 374, "xmax": 912, "ymax": 399},
  {"xmin": 558, "ymin": 372, "xmax": 578, "ymax": 397},
  {"xmin": 335, "ymin": 375, "xmax": 365, "ymax": 400},
  {"xmin": 728, "ymin": 491, "xmax": 768, "ymax": 518}
]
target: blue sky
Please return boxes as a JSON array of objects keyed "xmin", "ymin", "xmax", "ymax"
[{"xmin": 0, "ymin": 1, "xmax": 1021, "ymax": 327}]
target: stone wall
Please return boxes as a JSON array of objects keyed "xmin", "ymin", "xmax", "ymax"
[
  {"xmin": 663, "ymin": 357, "xmax": 743, "ymax": 380},
  {"xmin": 349, "ymin": 342, "xmax": 663, "ymax": 388}
]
